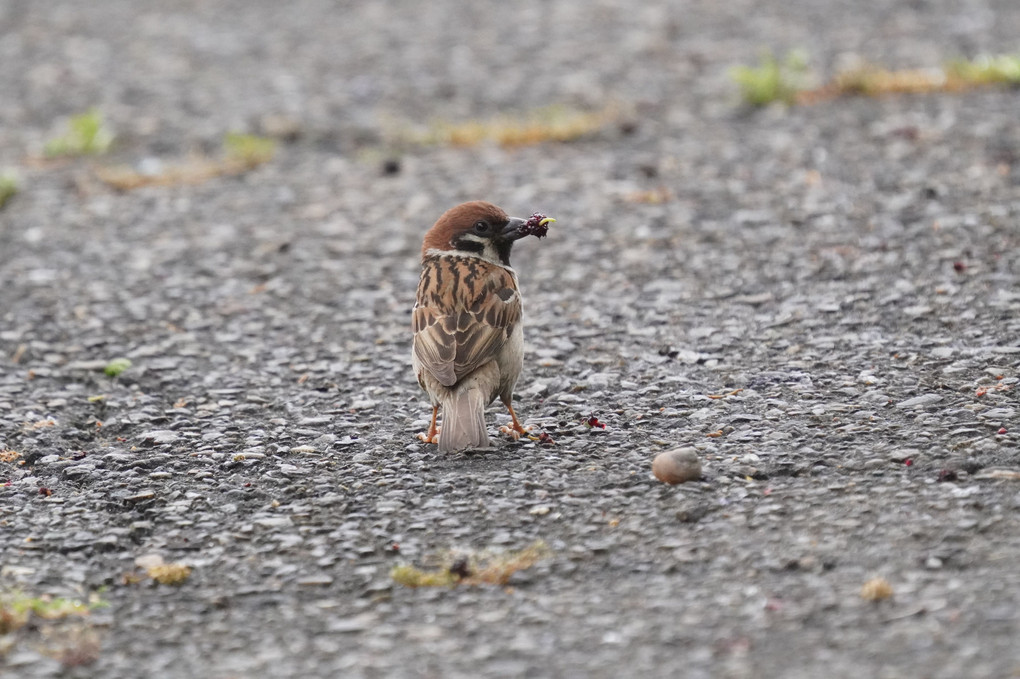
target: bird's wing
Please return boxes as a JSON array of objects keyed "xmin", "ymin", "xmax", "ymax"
[{"xmin": 412, "ymin": 255, "xmax": 521, "ymax": 388}]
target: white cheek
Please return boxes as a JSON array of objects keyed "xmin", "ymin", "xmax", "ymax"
[{"xmin": 482, "ymin": 241, "xmax": 502, "ymax": 263}]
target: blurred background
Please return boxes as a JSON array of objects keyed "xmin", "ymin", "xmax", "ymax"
[{"xmin": 1, "ymin": 1, "xmax": 1020, "ymax": 676}]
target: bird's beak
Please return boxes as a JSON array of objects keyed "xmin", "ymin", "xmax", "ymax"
[
  {"xmin": 502, "ymin": 215, "xmax": 556, "ymax": 240},
  {"xmin": 501, "ymin": 217, "xmax": 528, "ymax": 241}
]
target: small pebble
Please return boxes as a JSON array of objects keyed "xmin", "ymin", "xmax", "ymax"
[
  {"xmin": 652, "ymin": 447, "xmax": 702, "ymax": 484},
  {"xmin": 860, "ymin": 577, "xmax": 893, "ymax": 601},
  {"xmin": 134, "ymin": 553, "xmax": 165, "ymax": 570},
  {"xmin": 259, "ymin": 113, "xmax": 303, "ymax": 140}
]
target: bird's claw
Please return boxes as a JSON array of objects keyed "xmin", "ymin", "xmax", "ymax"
[
  {"xmin": 416, "ymin": 428, "xmax": 440, "ymax": 445},
  {"xmin": 499, "ymin": 423, "xmax": 532, "ymax": 441}
]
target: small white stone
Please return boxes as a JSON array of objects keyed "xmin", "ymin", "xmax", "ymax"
[
  {"xmin": 134, "ymin": 553, "xmax": 165, "ymax": 570},
  {"xmin": 652, "ymin": 448, "xmax": 702, "ymax": 485}
]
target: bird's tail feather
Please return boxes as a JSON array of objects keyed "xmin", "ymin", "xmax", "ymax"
[{"xmin": 438, "ymin": 385, "xmax": 489, "ymax": 452}]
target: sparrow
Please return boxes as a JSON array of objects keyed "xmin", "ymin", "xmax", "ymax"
[{"xmin": 411, "ymin": 201, "xmax": 553, "ymax": 452}]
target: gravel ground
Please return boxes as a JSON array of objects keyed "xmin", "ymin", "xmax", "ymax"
[{"xmin": 2, "ymin": 1, "xmax": 1019, "ymax": 677}]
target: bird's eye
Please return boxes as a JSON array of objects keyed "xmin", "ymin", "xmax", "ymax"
[{"xmin": 473, "ymin": 220, "xmax": 491, "ymax": 235}]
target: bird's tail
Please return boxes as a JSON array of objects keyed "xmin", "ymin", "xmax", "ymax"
[{"xmin": 437, "ymin": 383, "xmax": 489, "ymax": 452}]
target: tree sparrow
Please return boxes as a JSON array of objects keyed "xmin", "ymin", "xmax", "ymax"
[{"xmin": 412, "ymin": 201, "xmax": 553, "ymax": 452}]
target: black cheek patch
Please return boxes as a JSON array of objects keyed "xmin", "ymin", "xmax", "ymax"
[
  {"xmin": 495, "ymin": 241, "xmax": 513, "ymax": 265},
  {"xmin": 452, "ymin": 237, "xmax": 485, "ymax": 254}
]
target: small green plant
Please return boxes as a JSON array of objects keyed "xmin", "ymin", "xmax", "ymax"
[
  {"xmin": 223, "ymin": 132, "xmax": 277, "ymax": 167},
  {"xmin": 0, "ymin": 591, "xmax": 105, "ymax": 635},
  {"xmin": 103, "ymin": 358, "xmax": 132, "ymax": 377},
  {"xmin": 146, "ymin": 562, "xmax": 192, "ymax": 585},
  {"xmin": 96, "ymin": 133, "xmax": 276, "ymax": 191},
  {"xmin": 391, "ymin": 564, "xmax": 459, "ymax": 588},
  {"xmin": 730, "ymin": 49, "xmax": 811, "ymax": 106},
  {"xmin": 1, "ymin": 591, "xmax": 106, "ymax": 665},
  {"xmin": 0, "ymin": 172, "xmax": 18, "ymax": 209},
  {"xmin": 391, "ymin": 541, "xmax": 549, "ymax": 588},
  {"xmin": 793, "ymin": 52, "xmax": 1020, "ymax": 104},
  {"xmin": 45, "ymin": 108, "xmax": 114, "ymax": 157},
  {"xmin": 945, "ymin": 53, "xmax": 1020, "ymax": 86},
  {"xmin": 416, "ymin": 104, "xmax": 615, "ymax": 148}
]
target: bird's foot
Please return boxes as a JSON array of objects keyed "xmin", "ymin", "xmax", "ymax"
[
  {"xmin": 499, "ymin": 423, "xmax": 532, "ymax": 441},
  {"xmin": 417, "ymin": 405, "xmax": 440, "ymax": 445},
  {"xmin": 416, "ymin": 427, "xmax": 440, "ymax": 445}
]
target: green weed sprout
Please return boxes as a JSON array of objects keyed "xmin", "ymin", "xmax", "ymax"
[
  {"xmin": 0, "ymin": 590, "xmax": 106, "ymax": 634},
  {"xmin": 45, "ymin": 108, "xmax": 114, "ymax": 157},
  {"xmin": 95, "ymin": 133, "xmax": 277, "ymax": 190},
  {"xmin": 223, "ymin": 132, "xmax": 277, "ymax": 167},
  {"xmin": 945, "ymin": 53, "xmax": 1020, "ymax": 86},
  {"xmin": 730, "ymin": 49, "xmax": 811, "ymax": 106},
  {"xmin": 103, "ymin": 358, "xmax": 132, "ymax": 377},
  {"xmin": 0, "ymin": 172, "xmax": 17, "ymax": 209},
  {"xmin": 391, "ymin": 541, "xmax": 549, "ymax": 588}
]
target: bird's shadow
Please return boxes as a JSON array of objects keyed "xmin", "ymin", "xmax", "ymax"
[{"xmin": 425, "ymin": 441, "xmax": 532, "ymax": 472}]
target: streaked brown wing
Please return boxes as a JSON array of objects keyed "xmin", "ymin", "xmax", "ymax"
[{"xmin": 412, "ymin": 255, "xmax": 520, "ymax": 388}]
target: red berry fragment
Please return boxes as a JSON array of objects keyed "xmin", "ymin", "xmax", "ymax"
[
  {"xmin": 953, "ymin": 261, "xmax": 966, "ymax": 273},
  {"xmin": 997, "ymin": 427, "xmax": 1007, "ymax": 435},
  {"xmin": 538, "ymin": 432, "xmax": 556, "ymax": 445},
  {"xmin": 585, "ymin": 414, "xmax": 606, "ymax": 429},
  {"xmin": 519, "ymin": 213, "xmax": 554, "ymax": 238},
  {"xmin": 904, "ymin": 458, "xmax": 913, "ymax": 466},
  {"xmin": 937, "ymin": 469, "xmax": 958, "ymax": 482}
]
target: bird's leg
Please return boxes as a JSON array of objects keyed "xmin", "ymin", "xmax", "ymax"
[
  {"xmin": 499, "ymin": 401, "xmax": 533, "ymax": 441},
  {"xmin": 416, "ymin": 405, "xmax": 440, "ymax": 444}
]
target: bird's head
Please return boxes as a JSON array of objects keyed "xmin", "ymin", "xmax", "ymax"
[{"xmin": 421, "ymin": 201, "xmax": 553, "ymax": 266}]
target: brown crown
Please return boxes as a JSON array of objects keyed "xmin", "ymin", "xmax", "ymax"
[{"xmin": 421, "ymin": 201, "xmax": 509, "ymax": 257}]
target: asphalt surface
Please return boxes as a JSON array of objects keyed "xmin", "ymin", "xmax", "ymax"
[{"xmin": 1, "ymin": 1, "xmax": 1019, "ymax": 677}]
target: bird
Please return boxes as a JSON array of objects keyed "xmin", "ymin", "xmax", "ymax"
[{"xmin": 411, "ymin": 201, "xmax": 553, "ymax": 452}]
